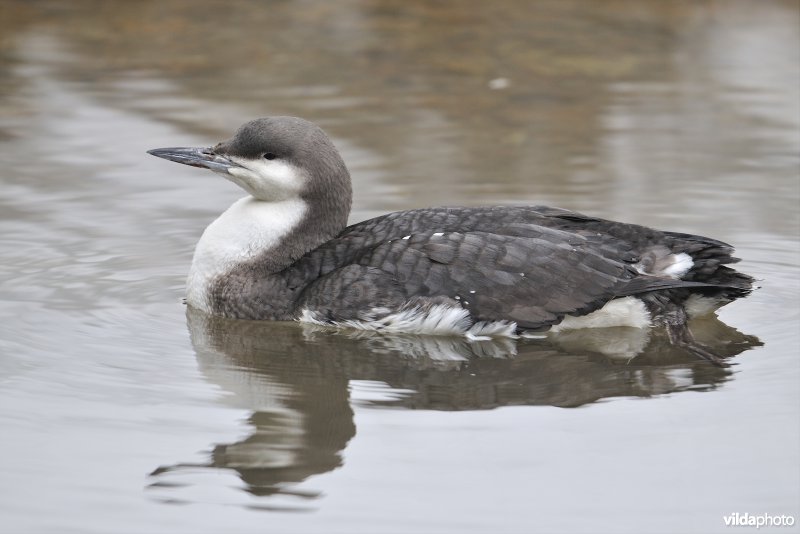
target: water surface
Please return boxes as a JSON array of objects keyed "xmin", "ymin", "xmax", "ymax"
[{"xmin": 0, "ymin": 1, "xmax": 798, "ymax": 533}]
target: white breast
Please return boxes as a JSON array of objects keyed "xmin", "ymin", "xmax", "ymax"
[{"xmin": 186, "ymin": 196, "xmax": 307, "ymax": 312}]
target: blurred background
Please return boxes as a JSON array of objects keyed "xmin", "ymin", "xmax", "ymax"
[{"xmin": 0, "ymin": 1, "xmax": 798, "ymax": 533}]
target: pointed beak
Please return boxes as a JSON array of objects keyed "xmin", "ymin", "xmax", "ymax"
[{"xmin": 147, "ymin": 147, "xmax": 242, "ymax": 174}]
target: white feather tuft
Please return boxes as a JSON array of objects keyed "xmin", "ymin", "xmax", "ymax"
[
  {"xmin": 662, "ymin": 252, "xmax": 694, "ymax": 278},
  {"xmin": 634, "ymin": 248, "xmax": 694, "ymax": 279},
  {"xmin": 467, "ymin": 320, "xmax": 518, "ymax": 340},
  {"xmin": 549, "ymin": 296, "xmax": 652, "ymax": 332},
  {"xmin": 298, "ymin": 304, "xmax": 519, "ymax": 339}
]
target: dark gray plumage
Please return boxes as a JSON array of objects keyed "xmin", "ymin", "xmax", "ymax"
[{"xmin": 148, "ymin": 117, "xmax": 755, "ymax": 365}]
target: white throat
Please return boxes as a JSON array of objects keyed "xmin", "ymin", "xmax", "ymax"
[
  {"xmin": 225, "ymin": 156, "xmax": 304, "ymax": 201},
  {"xmin": 186, "ymin": 196, "xmax": 307, "ymax": 312}
]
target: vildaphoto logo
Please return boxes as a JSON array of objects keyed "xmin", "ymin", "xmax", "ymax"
[{"xmin": 723, "ymin": 512, "xmax": 796, "ymax": 528}]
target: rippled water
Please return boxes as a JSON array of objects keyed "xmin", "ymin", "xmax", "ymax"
[{"xmin": 1, "ymin": 1, "xmax": 798, "ymax": 533}]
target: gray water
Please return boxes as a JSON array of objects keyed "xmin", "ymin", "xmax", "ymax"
[{"xmin": 1, "ymin": 1, "xmax": 798, "ymax": 533}]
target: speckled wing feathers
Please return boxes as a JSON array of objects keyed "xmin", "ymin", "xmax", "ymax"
[{"xmin": 289, "ymin": 206, "xmax": 742, "ymax": 329}]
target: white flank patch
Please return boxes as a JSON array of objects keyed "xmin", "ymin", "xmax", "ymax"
[
  {"xmin": 634, "ymin": 250, "xmax": 694, "ymax": 279},
  {"xmin": 226, "ymin": 156, "xmax": 305, "ymax": 201},
  {"xmin": 186, "ymin": 196, "xmax": 306, "ymax": 312},
  {"xmin": 683, "ymin": 294, "xmax": 724, "ymax": 318},
  {"xmin": 661, "ymin": 252, "xmax": 694, "ymax": 278},
  {"xmin": 298, "ymin": 304, "xmax": 518, "ymax": 339},
  {"xmin": 549, "ymin": 296, "xmax": 652, "ymax": 332}
]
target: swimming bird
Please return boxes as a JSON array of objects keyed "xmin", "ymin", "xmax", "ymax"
[{"xmin": 148, "ymin": 116, "xmax": 754, "ymax": 365}]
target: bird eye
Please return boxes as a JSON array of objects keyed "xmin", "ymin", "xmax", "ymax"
[{"xmin": 263, "ymin": 153, "xmax": 277, "ymax": 160}]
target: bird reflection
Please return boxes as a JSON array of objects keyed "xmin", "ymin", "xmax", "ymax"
[{"xmin": 148, "ymin": 309, "xmax": 760, "ymax": 504}]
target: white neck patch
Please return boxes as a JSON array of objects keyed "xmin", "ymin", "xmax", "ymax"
[{"xmin": 186, "ymin": 196, "xmax": 307, "ymax": 312}]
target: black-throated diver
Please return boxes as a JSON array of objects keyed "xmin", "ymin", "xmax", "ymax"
[{"xmin": 148, "ymin": 116, "xmax": 754, "ymax": 364}]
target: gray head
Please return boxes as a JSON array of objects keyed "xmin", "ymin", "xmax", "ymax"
[{"xmin": 148, "ymin": 117, "xmax": 353, "ymax": 230}]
